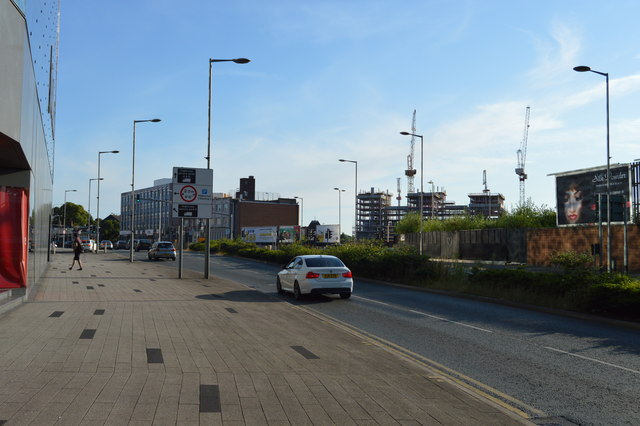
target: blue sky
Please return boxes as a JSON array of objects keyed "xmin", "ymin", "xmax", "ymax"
[{"xmin": 54, "ymin": 0, "xmax": 640, "ymax": 234}]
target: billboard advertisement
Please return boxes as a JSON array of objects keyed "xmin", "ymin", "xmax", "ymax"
[
  {"xmin": 277, "ymin": 226, "xmax": 299, "ymax": 243},
  {"xmin": 241, "ymin": 227, "xmax": 277, "ymax": 244},
  {"xmin": 555, "ymin": 165, "xmax": 631, "ymax": 226},
  {"xmin": 316, "ymin": 225, "xmax": 340, "ymax": 244}
]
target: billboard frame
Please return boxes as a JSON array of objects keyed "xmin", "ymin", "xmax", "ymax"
[{"xmin": 550, "ymin": 163, "xmax": 632, "ymax": 227}]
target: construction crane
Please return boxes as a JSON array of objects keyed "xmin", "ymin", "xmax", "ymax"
[
  {"xmin": 405, "ymin": 110, "xmax": 417, "ymax": 194},
  {"xmin": 515, "ymin": 106, "xmax": 531, "ymax": 206}
]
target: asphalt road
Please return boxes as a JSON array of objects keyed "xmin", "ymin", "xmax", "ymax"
[{"xmin": 123, "ymin": 249, "xmax": 640, "ymax": 425}]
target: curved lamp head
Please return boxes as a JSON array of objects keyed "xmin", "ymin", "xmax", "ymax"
[
  {"xmin": 573, "ymin": 66, "xmax": 591, "ymax": 72},
  {"xmin": 151, "ymin": 119, "xmax": 161, "ymax": 122},
  {"xmin": 400, "ymin": 131, "xmax": 411, "ymax": 135},
  {"xmin": 234, "ymin": 58, "xmax": 251, "ymax": 64}
]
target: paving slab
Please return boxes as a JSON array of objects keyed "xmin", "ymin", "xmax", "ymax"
[{"xmin": 0, "ymin": 251, "xmax": 534, "ymax": 425}]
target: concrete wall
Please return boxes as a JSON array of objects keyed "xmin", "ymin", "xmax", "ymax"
[{"xmin": 407, "ymin": 229, "xmax": 527, "ymax": 262}]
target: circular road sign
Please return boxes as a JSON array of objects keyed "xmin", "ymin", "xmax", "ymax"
[{"xmin": 179, "ymin": 185, "xmax": 197, "ymax": 202}]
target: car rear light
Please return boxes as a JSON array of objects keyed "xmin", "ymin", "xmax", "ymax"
[
  {"xmin": 305, "ymin": 271, "xmax": 320, "ymax": 279},
  {"xmin": 342, "ymin": 271, "xmax": 352, "ymax": 278}
]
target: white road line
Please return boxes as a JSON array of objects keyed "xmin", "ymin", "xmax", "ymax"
[
  {"xmin": 409, "ymin": 309, "xmax": 493, "ymax": 333},
  {"xmin": 544, "ymin": 346, "xmax": 640, "ymax": 375},
  {"xmin": 354, "ymin": 296, "xmax": 492, "ymax": 333}
]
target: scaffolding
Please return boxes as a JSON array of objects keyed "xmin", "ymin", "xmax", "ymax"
[{"xmin": 357, "ymin": 188, "xmax": 393, "ymax": 240}]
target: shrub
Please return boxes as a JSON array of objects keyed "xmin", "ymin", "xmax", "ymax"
[
  {"xmin": 550, "ymin": 250, "xmax": 594, "ymax": 272},
  {"xmin": 189, "ymin": 242, "xmax": 204, "ymax": 251},
  {"xmin": 587, "ymin": 276, "xmax": 640, "ymax": 319}
]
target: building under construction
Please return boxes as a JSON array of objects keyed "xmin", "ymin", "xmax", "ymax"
[
  {"xmin": 356, "ymin": 188, "xmax": 393, "ymax": 240},
  {"xmin": 353, "ymin": 110, "xmax": 507, "ymax": 241},
  {"xmin": 356, "ymin": 188, "xmax": 505, "ymax": 242},
  {"xmin": 468, "ymin": 193, "xmax": 506, "ymax": 219}
]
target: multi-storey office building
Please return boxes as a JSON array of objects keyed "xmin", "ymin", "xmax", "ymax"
[
  {"xmin": 121, "ymin": 179, "xmax": 173, "ymax": 242},
  {"xmin": 1, "ymin": 0, "xmax": 60, "ymax": 292}
]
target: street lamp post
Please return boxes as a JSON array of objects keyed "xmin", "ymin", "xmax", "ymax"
[
  {"xmin": 400, "ymin": 132, "xmax": 424, "ymax": 255},
  {"xmin": 205, "ymin": 57, "xmax": 250, "ymax": 279},
  {"xmin": 96, "ymin": 150, "xmax": 119, "ymax": 252},
  {"xmin": 338, "ymin": 159, "xmax": 358, "ymax": 241},
  {"xmin": 333, "ymin": 188, "xmax": 345, "ymax": 236},
  {"xmin": 88, "ymin": 178, "xmax": 103, "ymax": 231},
  {"xmin": 63, "ymin": 189, "xmax": 77, "ymax": 248},
  {"xmin": 574, "ymin": 65, "xmax": 612, "ymax": 272},
  {"xmin": 294, "ymin": 196, "xmax": 304, "ymax": 226},
  {"xmin": 130, "ymin": 119, "xmax": 161, "ymax": 262}
]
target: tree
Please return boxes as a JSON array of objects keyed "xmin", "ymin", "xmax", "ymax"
[
  {"xmin": 395, "ymin": 212, "xmax": 422, "ymax": 234},
  {"xmin": 52, "ymin": 202, "xmax": 90, "ymax": 228},
  {"xmin": 100, "ymin": 219, "xmax": 120, "ymax": 242}
]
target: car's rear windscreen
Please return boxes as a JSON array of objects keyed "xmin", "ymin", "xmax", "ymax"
[
  {"xmin": 158, "ymin": 243, "xmax": 173, "ymax": 249},
  {"xmin": 305, "ymin": 258, "xmax": 344, "ymax": 267}
]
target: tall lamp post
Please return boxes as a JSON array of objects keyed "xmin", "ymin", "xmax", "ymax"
[
  {"xmin": 333, "ymin": 187, "xmax": 345, "ymax": 236},
  {"xmin": 574, "ymin": 65, "xmax": 612, "ymax": 272},
  {"xmin": 400, "ymin": 132, "xmax": 424, "ymax": 255},
  {"xmin": 130, "ymin": 119, "xmax": 161, "ymax": 262},
  {"xmin": 338, "ymin": 159, "xmax": 358, "ymax": 241},
  {"xmin": 96, "ymin": 150, "xmax": 119, "ymax": 251},
  {"xmin": 87, "ymin": 178, "xmax": 103, "ymax": 231},
  {"xmin": 206, "ymin": 57, "xmax": 250, "ymax": 279},
  {"xmin": 294, "ymin": 196, "xmax": 304, "ymax": 226},
  {"xmin": 63, "ymin": 189, "xmax": 77, "ymax": 249}
]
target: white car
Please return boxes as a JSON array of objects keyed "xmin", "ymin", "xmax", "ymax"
[
  {"xmin": 81, "ymin": 239, "xmax": 97, "ymax": 253},
  {"xmin": 276, "ymin": 255, "xmax": 353, "ymax": 300},
  {"xmin": 100, "ymin": 240, "xmax": 113, "ymax": 250}
]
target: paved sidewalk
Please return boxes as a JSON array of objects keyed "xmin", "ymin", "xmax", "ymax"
[{"xmin": 0, "ymin": 251, "xmax": 532, "ymax": 425}]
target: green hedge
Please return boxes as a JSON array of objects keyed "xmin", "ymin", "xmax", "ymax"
[{"xmin": 191, "ymin": 239, "xmax": 640, "ymax": 322}]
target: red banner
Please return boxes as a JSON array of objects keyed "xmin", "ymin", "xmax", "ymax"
[{"xmin": 0, "ymin": 186, "xmax": 28, "ymax": 288}]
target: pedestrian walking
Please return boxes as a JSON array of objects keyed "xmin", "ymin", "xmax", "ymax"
[{"xmin": 69, "ymin": 232, "xmax": 83, "ymax": 270}]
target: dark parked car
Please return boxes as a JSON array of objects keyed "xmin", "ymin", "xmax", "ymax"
[
  {"xmin": 135, "ymin": 239, "xmax": 152, "ymax": 251},
  {"xmin": 116, "ymin": 240, "xmax": 128, "ymax": 249}
]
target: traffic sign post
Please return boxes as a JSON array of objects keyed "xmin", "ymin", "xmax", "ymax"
[{"xmin": 172, "ymin": 167, "xmax": 213, "ymax": 279}]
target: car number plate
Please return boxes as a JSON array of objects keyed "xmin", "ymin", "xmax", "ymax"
[{"xmin": 322, "ymin": 273, "xmax": 339, "ymax": 278}]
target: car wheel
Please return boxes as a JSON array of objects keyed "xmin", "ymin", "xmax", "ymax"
[
  {"xmin": 172, "ymin": 257, "xmax": 176, "ymax": 261},
  {"xmin": 276, "ymin": 277, "xmax": 284, "ymax": 294},
  {"xmin": 148, "ymin": 254, "xmax": 152, "ymax": 260},
  {"xmin": 340, "ymin": 292, "xmax": 351, "ymax": 299},
  {"xmin": 293, "ymin": 282, "xmax": 302, "ymax": 300}
]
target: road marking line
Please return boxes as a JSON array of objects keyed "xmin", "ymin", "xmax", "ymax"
[
  {"xmin": 409, "ymin": 309, "xmax": 493, "ymax": 333},
  {"xmin": 298, "ymin": 305, "xmax": 545, "ymax": 419},
  {"xmin": 544, "ymin": 346, "xmax": 640, "ymax": 375},
  {"xmin": 354, "ymin": 296, "xmax": 492, "ymax": 333},
  {"xmin": 355, "ymin": 297, "xmax": 390, "ymax": 307}
]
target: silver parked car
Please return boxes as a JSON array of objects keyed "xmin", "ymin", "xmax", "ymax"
[
  {"xmin": 276, "ymin": 255, "xmax": 353, "ymax": 300},
  {"xmin": 147, "ymin": 241, "xmax": 176, "ymax": 261}
]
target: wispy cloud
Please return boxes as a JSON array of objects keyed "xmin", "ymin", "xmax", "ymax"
[{"xmin": 526, "ymin": 21, "xmax": 582, "ymax": 86}]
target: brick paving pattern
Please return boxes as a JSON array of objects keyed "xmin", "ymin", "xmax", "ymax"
[{"xmin": 0, "ymin": 252, "xmax": 532, "ymax": 425}]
